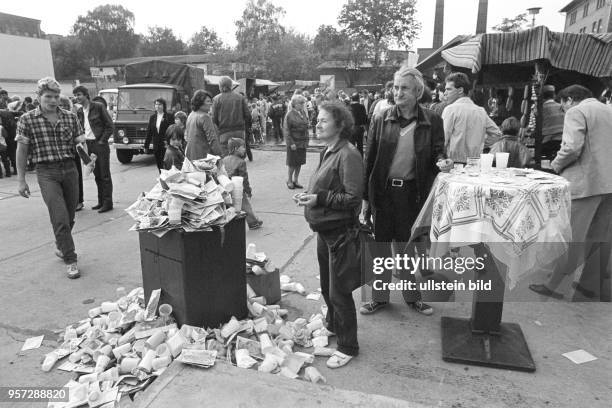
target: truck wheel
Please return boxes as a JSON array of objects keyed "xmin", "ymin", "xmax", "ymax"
[{"xmin": 116, "ymin": 150, "xmax": 134, "ymax": 164}]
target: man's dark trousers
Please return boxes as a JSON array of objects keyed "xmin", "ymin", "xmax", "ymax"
[
  {"xmin": 372, "ymin": 180, "xmax": 422, "ymax": 303},
  {"xmin": 36, "ymin": 159, "xmax": 79, "ymax": 264},
  {"xmin": 86, "ymin": 140, "xmax": 113, "ymax": 207}
]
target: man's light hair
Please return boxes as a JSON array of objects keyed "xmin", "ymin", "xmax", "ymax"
[
  {"xmin": 37, "ymin": 77, "xmax": 61, "ymax": 96},
  {"xmin": 393, "ymin": 66, "xmax": 425, "ymax": 99},
  {"xmin": 219, "ymin": 76, "xmax": 233, "ymax": 92}
]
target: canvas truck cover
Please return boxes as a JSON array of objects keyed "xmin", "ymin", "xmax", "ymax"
[{"xmin": 125, "ymin": 60, "xmax": 206, "ymax": 96}]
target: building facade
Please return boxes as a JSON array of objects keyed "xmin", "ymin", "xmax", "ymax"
[{"xmin": 561, "ymin": 0, "xmax": 612, "ymax": 34}]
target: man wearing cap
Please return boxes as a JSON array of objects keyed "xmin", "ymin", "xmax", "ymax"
[
  {"xmin": 211, "ymin": 76, "xmax": 251, "ymax": 156},
  {"xmin": 361, "ymin": 66, "xmax": 453, "ymax": 315},
  {"xmin": 442, "ymin": 72, "xmax": 501, "ymax": 165},
  {"xmin": 540, "ymin": 85, "xmax": 565, "ymax": 161},
  {"xmin": 16, "ymin": 77, "xmax": 85, "ymax": 279}
]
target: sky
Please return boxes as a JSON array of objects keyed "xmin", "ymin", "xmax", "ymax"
[{"xmin": 2, "ymin": 0, "xmax": 567, "ymax": 51}]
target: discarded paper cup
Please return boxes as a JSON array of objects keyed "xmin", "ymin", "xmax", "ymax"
[
  {"xmin": 220, "ymin": 318, "xmax": 241, "ymax": 338},
  {"xmin": 251, "ymin": 302, "xmax": 266, "ymax": 315},
  {"xmin": 88, "ymin": 307, "xmax": 102, "ymax": 318},
  {"xmin": 166, "ymin": 332, "xmax": 187, "ymax": 358},
  {"xmin": 152, "ymin": 355, "xmax": 172, "ymax": 371},
  {"xmin": 75, "ymin": 322, "xmax": 91, "ymax": 336},
  {"xmin": 294, "ymin": 352, "xmax": 314, "ymax": 364},
  {"xmin": 78, "ymin": 373, "xmax": 98, "ymax": 384},
  {"xmin": 306, "ymin": 319, "xmax": 323, "ymax": 333},
  {"xmin": 94, "ymin": 355, "xmax": 111, "ymax": 373},
  {"xmin": 495, "ymin": 152, "xmax": 509, "ymax": 169},
  {"xmin": 107, "ymin": 311, "xmax": 122, "ymax": 329},
  {"xmin": 41, "ymin": 352, "xmax": 59, "ymax": 372},
  {"xmin": 119, "ymin": 358, "xmax": 140, "ymax": 374},
  {"xmin": 304, "ymin": 366, "xmax": 326, "ymax": 384},
  {"xmin": 312, "ymin": 336, "xmax": 328, "ymax": 348},
  {"xmin": 100, "ymin": 302, "xmax": 119, "ymax": 313},
  {"xmin": 112, "ymin": 343, "xmax": 132, "ymax": 360},
  {"xmin": 480, "ymin": 153, "xmax": 494, "ymax": 172},
  {"xmin": 69, "ymin": 349, "xmax": 86, "ymax": 363},
  {"xmin": 138, "ymin": 350, "xmax": 156, "ymax": 373},
  {"xmin": 158, "ymin": 304, "xmax": 173, "ymax": 326},
  {"xmin": 145, "ymin": 330, "xmax": 166, "ymax": 350},
  {"xmin": 258, "ymin": 354, "xmax": 278, "ymax": 373},
  {"xmin": 231, "ymin": 190, "xmax": 243, "ymax": 212},
  {"xmin": 93, "ymin": 344, "xmax": 112, "ymax": 360},
  {"xmin": 118, "ymin": 328, "xmax": 136, "ymax": 346},
  {"xmin": 98, "ymin": 367, "xmax": 119, "ymax": 382}
]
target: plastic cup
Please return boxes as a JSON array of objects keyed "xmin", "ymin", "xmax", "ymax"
[
  {"xmin": 480, "ymin": 153, "xmax": 494, "ymax": 172},
  {"xmin": 495, "ymin": 152, "xmax": 509, "ymax": 169},
  {"xmin": 158, "ymin": 304, "xmax": 173, "ymax": 326},
  {"xmin": 231, "ymin": 189, "xmax": 243, "ymax": 212}
]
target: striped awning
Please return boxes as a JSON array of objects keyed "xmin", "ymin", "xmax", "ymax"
[{"xmin": 440, "ymin": 26, "xmax": 612, "ymax": 78}]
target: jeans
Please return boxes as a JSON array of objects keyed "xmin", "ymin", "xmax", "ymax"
[
  {"xmin": 241, "ymin": 193, "xmax": 259, "ymax": 226},
  {"xmin": 36, "ymin": 159, "xmax": 79, "ymax": 264},
  {"xmin": 372, "ymin": 180, "xmax": 422, "ymax": 303},
  {"xmin": 73, "ymin": 152, "xmax": 83, "ymax": 203},
  {"xmin": 86, "ymin": 141, "xmax": 113, "ymax": 206},
  {"xmin": 317, "ymin": 228, "xmax": 359, "ymax": 356},
  {"xmin": 272, "ymin": 118, "xmax": 283, "ymax": 141}
]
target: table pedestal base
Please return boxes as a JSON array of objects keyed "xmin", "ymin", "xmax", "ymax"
[{"xmin": 441, "ymin": 316, "xmax": 535, "ymax": 372}]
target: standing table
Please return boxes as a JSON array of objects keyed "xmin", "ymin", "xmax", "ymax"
[{"xmin": 412, "ymin": 168, "xmax": 571, "ymax": 372}]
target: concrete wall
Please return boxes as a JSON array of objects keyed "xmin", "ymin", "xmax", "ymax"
[
  {"xmin": 0, "ymin": 33, "xmax": 54, "ymax": 81},
  {"xmin": 564, "ymin": 0, "xmax": 612, "ymax": 33}
]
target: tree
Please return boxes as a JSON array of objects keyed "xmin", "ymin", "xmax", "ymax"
[
  {"xmin": 187, "ymin": 27, "xmax": 224, "ymax": 54},
  {"xmin": 50, "ymin": 36, "xmax": 91, "ymax": 80},
  {"xmin": 235, "ymin": 0, "xmax": 286, "ymax": 72},
  {"xmin": 338, "ymin": 0, "xmax": 421, "ymax": 67},
  {"xmin": 492, "ymin": 13, "xmax": 529, "ymax": 32},
  {"xmin": 141, "ymin": 26, "xmax": 185, "ymax": 56},
  {"xmin": 267, "ymin": 30, "xmax": 320, "ymax": 81},
  {"xmin": 72, "ymin": 5, "xmax": 139, "ymax": 65},
  {"xmin": 313, "ymin": 25, "xmax": 347, "ymax": 58}
]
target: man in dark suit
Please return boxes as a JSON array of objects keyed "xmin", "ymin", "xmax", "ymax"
[
  {"xmin": 73, "ymin": 86, "xmax": 114, "ymax": 213},
  {"xmin": 349, "ymin": 93, "xmax": 368, "ymax": 155},
  {"xmin": 145, "ymin": 98, "xmax": 174, "ymax": 172},
  {"xmin": 360, "ymin": 67, "xmax": 453, "ymax": 316}
]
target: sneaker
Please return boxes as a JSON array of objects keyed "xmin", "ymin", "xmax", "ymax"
[
  {"xmin": 408, "ymin": 300, "xmax": 433, "ymax": 315},
  {"xmin": 67, "ymin": 263, "xmax": 80, "ymax": 279},
  {"xmin": 249, "ymin": 220, "xmax": 264, "ymax": 230},
  {"xmin": 326, "ymin": 351, "xmax": 353, "ymax": 369},
  {"xmin": 359, "ymin": 300, "xmax": 388, "ymax": 315}
]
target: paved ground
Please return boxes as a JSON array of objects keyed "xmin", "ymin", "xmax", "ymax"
[{"xmin": 0, "ymin": 146, "xmax": 610, "ymax": 408}]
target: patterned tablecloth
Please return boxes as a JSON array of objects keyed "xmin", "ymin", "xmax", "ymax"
[{"xmin": 412, "ymin": 168, "xmax": 572, "ymax": 288}]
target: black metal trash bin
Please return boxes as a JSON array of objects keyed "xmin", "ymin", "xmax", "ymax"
[{"xmin": 139, "ymin": 216, "xmax": 248, "ymax": 328}]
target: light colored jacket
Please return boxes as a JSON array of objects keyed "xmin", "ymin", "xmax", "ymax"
[
  {"xmin": 552, "ymin": 98, "xmax": 612, "ymax": 199},
  {"xmin": 442, "ymin": 96, "xmax": 501, "ymax": 163}
]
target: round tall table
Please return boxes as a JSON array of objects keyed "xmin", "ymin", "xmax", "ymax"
[{"xmin": 412, "ymin": 168, "xmax": 571, "ymax": 372}]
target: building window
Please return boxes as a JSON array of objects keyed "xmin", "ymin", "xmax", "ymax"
[
  {"xmin": 570, "ymin": 10, "xmax": 577, "ymax": 25},
  {"xmin": 597, "ymin": 0, "xmax": 605, "ymax": 9},
  {"xmin": 583, "ymin": 3, "xmax": 589, "ymax": 17},
  {"xmin": 592, "ymin": 21, "xmax": 598, "ymax": 31}
]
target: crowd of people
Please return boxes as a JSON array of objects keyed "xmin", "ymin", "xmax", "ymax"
[{"xmin": 2, "ymin": 62, "xmax": 610, "ymax": 371}]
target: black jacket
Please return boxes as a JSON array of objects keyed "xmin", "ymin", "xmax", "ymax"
[
  {"xmin": 76, "ymin": 101, "xmax": 114, "ymax": 144},
  {"xmin": 146, "ymin": 112, "xmax": 174, "ymax": 149},
  {"xmin": 364, "ymin": 105, "xmax": 446, "ymax": 209}
]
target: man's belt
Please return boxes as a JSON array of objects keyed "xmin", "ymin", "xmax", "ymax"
[{"xmin": 388, "ymin": 178, "xmax": 416, "ymax": 188}]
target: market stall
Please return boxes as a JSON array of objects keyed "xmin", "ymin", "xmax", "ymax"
[{"xmin": 417, "ymin": 26, "xmax": 612, "ymax": 167}]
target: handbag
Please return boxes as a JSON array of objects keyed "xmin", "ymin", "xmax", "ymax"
[{"xmin": 330, "ymin": 223, "xmax": 374, "ymax": 293}]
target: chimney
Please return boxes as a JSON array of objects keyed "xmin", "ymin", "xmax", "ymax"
[
  {"xmin": 476, "ymin": 0, "xmax": 488, "ymax": 34},
  {"xmin": 433, "ymin": 0, "xmax": 444, "ymax": 49}
]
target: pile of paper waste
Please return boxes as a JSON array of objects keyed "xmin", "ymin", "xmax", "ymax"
[
  {"xmin": 44, "ymin": 285, "xmax": 332, "ymax": 407},
  {"xmin": 125, "ymin": 156, "xmax": 238, "ymax": 236}
]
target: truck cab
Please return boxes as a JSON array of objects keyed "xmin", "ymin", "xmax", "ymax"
[{"xmin": 113, "ymin": 84, "xmax": 187, "ymax": 164}]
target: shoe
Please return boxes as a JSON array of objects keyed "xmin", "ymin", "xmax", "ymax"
[
  {"xmin": 408, "ymin": 300, "xmax": 434, "ymax": 315},
  {"xmin": 249, "ymin": 220, "xmax": 264, "ymax": 230},
  {"xmin": 98, "ymin": 205, "xmax": 113, "ymax": 213},
  {"xmin": 4, "ymin": 171, "xmax": 10, "ymax": 178},
  {"xmin": 55, "ymin": 249, "xmax": 64, "ymax": 260},
  {"xmin": 286, "ymin": 181, "xmax": 295, "ymax": 189},
  {"xmin": 67, "ymin": 263, "xmax": 80, "ymax": 279},
  {"xmin": 359, "ymin": 300, "xmax": 388, "ymax": 315},
  {"xmin": 92, "ymin": 203, "xmax": 103, "ymax": 210},
  {"xmin": 293, "ymin": 182, "xmax": 303, "ymax": 189},
  {"xmin": 326, "ymin": 351, "xmax": 353, "ymax": 369},
  {"xmin": 75, "ymin": 202, "xmax": 84, "ymax": 212},
  {"xmin": 571, "ymin": 282, "xmax": 595, "ymax": 298},
  {"xmin": 529, "ymin": 284, "xmax": 563, "ymax": 299}
]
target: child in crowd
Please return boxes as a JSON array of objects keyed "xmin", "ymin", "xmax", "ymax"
[
  {"xmin": 222, "ymin": 138, "xmax": 263, "ymax": 230},
  {"xmin": 163, "ymin": 125, "xmax": 186, "ymax": 170},
  {"xmin": 489, "ymin": 116, "xmax": 533, "ymax": 168}
]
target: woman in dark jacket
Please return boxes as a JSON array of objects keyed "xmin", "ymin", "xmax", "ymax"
[
  {"xmin": 145, "ymin": 98, "xmax": 174, "ymax": 173},
  {"xmin": 284, "ymin": 94, "xmax": 309, "ymax": 189},
  {"xmin": 297, "ymin": 101, "xmax": 364, "ymax": 369}
]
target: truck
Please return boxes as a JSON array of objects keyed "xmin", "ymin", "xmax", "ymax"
[{"xmin": 113, "ymin": 60, "xmax": 208, "ymax": 164}]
